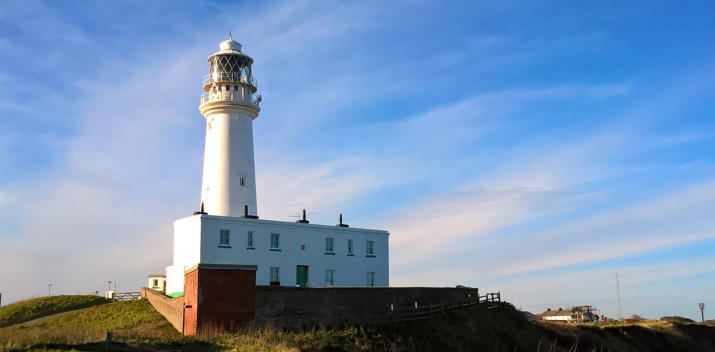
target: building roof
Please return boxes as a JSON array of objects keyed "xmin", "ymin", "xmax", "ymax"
[
  {"xmin": 148, "ymin": 274, "xmax": 166, "ymax": 278},
  {"xmin": 175, "ymin": 214, "xmax": 390, "ymax": 235}
]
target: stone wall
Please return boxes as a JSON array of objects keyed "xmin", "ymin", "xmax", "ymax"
[
  {"xmin": 141, "ymin": 287, "xmax": 184, "ymax": 332},
  {"xmin": 254, "ymin": 286, "xmax": 479, "ymax": 328}
]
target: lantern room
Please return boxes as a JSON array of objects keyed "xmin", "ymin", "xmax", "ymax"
[{"xmin": 201, "ymin": 38, "xmax": 260, "ymax": 107}]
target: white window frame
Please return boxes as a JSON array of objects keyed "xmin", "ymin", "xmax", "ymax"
[
  {"xmin": 219, "ymin": 229, "xmax": 230, "ymax": 247},
  {"xmin": 270, "ymin": 266, "xmax": 280, "ymax": 285},
  {"xmin": 325, "ymin": 237, "xmax": 334, "ymax": 253},
  {"xmin": 366, "ymin": 271, "xmax": 375, "ymax": 287},
  {"xmin": 270, "ymin": 233, "xmax": 280, "ymax": 249},
  {"xmin": 366, "ymin": 240, "xmax": 374, "ymax": 255},
  {"xmin": 325, "ymin": 269, "xmax": 334, "ymax": 286}
]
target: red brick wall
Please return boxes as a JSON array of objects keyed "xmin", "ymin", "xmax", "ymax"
[
  {"xmin": 183, "ymin": 269, "xmax": 199, "ymax": 335},
  {"xmin": 183, "ymin": 265, "xmax": 257, "ymax": 335}
]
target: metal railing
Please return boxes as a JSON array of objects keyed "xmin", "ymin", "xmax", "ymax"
[
  {"xmin": 200, "ymin": 91, "xmax": 261, "ymax": 106},
  {"xmin": 112, "ymin": 292, "xmax": 141, "ymax": 301},
  {"xmin": 203, "ymin": 72, "xmax": 257, "ymax": 88}
]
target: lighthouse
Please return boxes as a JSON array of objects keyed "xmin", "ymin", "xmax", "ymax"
[
  {"xmin": 164, "ymin": 37, "xmax": 389, "ymax": 297},
  {"xmin": 199, "ymin": 37, "xmax": 261, "ymax": 217}
]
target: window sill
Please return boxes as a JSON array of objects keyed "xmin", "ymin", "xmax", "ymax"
[
  {"xmin": 324, "ymin": 252, "xmax": 336, "ymax": 255},
  {"xmin": 218, "ymin": 245, "xmax": 232, "ymax": 248},
  {"xmin": 246, "ymin": 247, "xmax": 255, "ymax": 250},
  {"xmin": 346, "ymin": 253, "xmax": 355, "ymax": 256},
  {"xmin": 269, "ymin": 248, "xmax": 282, "ymax": 252},
  {"xmin": 365, "ymin": 254, "xmax": 376, "ymax": 258}
]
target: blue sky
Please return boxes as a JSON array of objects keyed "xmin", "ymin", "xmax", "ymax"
[{"xmin": 1, "ymin": 1, "xmax": 714, "ymax": 320}]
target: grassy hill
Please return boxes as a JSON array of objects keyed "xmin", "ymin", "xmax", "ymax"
[
  {"xmin": 1, "ymin": 298, "xmax": 714, "ymax": 351},
  {"xmin": 0, "ymin": 295, "xmax": 109, "ymax": 328}
]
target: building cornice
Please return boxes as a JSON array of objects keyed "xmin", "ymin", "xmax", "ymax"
[{"xmin": 173, "ymin": 214, "xmax": 389, "ymax": 236}]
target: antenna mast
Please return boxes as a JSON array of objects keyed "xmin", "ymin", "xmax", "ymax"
[{"xmin": 615, "ymin": 273, "xmax": 622, "ymax": 321}]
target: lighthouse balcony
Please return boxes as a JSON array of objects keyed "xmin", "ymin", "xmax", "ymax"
[
  {"xmin": 201, "ymin": 91, "xmax": 261, "ymax": 107},
  {"xmin": 203, "ymin": 72, "xmax": 257, "ymax": 89}
]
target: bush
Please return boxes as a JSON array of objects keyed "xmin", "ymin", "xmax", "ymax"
[{"xmin": 660, "ymin": 316, "xmax": 695, "ymax": 324}]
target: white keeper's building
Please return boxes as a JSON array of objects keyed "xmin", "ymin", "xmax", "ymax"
[{"xmin": 165, "ymin": 38, "xmax": 389, "ymax": 296}]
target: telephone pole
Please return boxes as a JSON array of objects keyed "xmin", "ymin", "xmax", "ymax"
[{"xmin": 615, "ymin": 273, "xmax": 622, "ymax": 321}]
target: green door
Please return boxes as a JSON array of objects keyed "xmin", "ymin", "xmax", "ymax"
[{"xmin": 296, "ymin": 265, "xmax": 308, "ymax": 288}]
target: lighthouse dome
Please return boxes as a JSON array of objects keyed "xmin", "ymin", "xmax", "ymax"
[{"xmin": 219, "ymin": 39, "xmax": 242, "ymax": 53}]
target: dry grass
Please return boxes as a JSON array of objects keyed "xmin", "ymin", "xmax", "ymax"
[{"xmin": 1, "ymin": 299, "xmax": 713, "ymax": 352}]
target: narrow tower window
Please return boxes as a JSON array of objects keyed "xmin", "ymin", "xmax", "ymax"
[
  {"xmin": 347, "ymin": 239, "xmax": 353, "ymax": 255},
  {"xmin": 240, "ymin": 176, "xmax": 246, "ymax": 186}
]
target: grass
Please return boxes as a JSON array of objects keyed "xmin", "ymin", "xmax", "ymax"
[
  {"xmin": 0, "ymin": 300, "xmax": 183, "ymax": 351},
  {"xmin": 0, "ymin": 295, "xmax": 109, "ymax": 328},
  {"xmin": 1, "ymin": 299, "xmax": 714, "ymax": 351}
]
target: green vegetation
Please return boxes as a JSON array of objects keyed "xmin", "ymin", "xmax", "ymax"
[
  {"xmin": 0, "ymin": 295, "xmax": 108, "ymax": 328},
  {"xmin": 1, "ymin": 298, "xmax": 714, "ymax": 351}
]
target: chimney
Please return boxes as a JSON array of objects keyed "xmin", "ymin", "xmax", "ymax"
[
  {"xmin": 193, "ymin": 202, "xmax": 207, "ymax": 215},
  {"xmin": 336, "ymin": 213, "xmax": 349, "ymax": 227},
  {"xmin": 242, "ymin": 205, "xmax": 259, "ymax": 219},
  {"xmin": 296, "ymin": 209, "xmax": 309, "ymax": 223}
]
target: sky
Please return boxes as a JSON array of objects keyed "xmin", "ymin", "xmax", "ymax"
[{"xmin": 0, "ymin": 0, "xmax": 714, "ymax": 320}]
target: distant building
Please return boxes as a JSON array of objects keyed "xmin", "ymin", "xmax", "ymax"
[
  {"xmin": 147, "ymin": 274, "xmax": 166, "ymax": 292},
  {"xmin": 540, "ymin": 306, "xmax": 599, "ymax": 322}
]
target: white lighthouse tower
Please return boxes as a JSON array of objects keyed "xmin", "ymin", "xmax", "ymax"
[
  {"xmin": 199, "ymin": 37, "xmax": 261, "ymax": 217},
  {"xmin": 164, "ymin": 37, "xmax": 388, "ymax": 296}
]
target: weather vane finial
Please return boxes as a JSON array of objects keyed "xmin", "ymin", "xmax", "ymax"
[{"xmin": 229, "ymin": 30, "xmax": 232, "ymax": 41}]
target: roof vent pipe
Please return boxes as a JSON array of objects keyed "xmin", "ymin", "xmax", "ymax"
[
  {"xmin": 242, "ymin": 204, "xmax": 259, "ymax": 219},
  {"xmin": 296, "ymin": 209, "xmax": 310, "ymax": 223},
  {"xmin": 337, "ymin": 213, "xmax": 349, "ymax": 227},
  {"xmin": 193, "ymin": 202, "xmax": 207, "ymax": 215}
]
